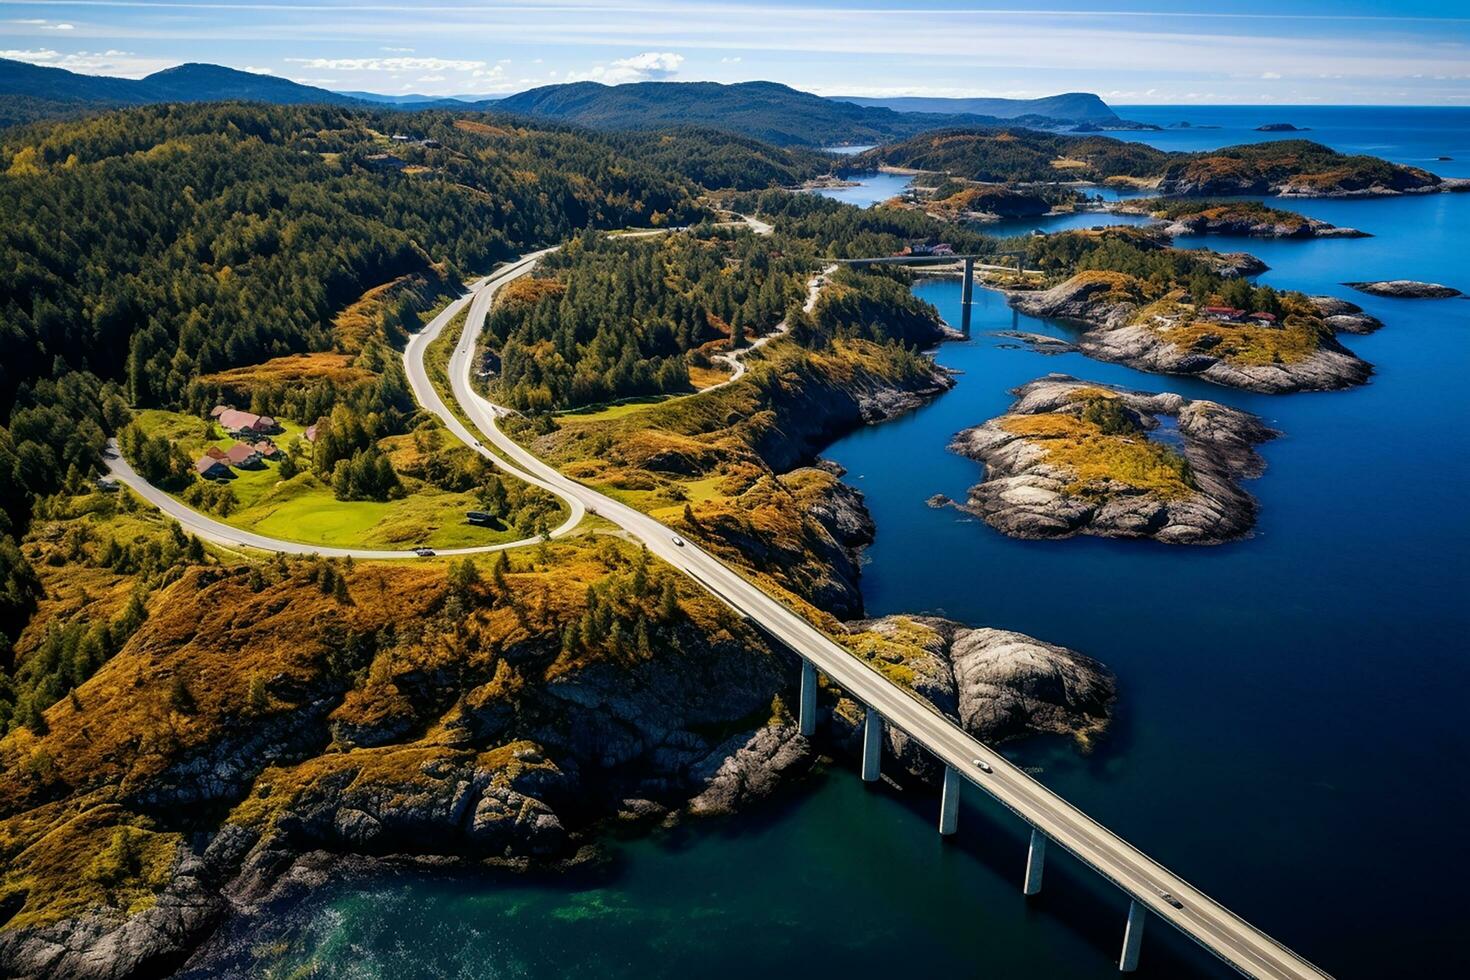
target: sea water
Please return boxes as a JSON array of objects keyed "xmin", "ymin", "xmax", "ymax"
[{"xmin": 238, "ymin": 108, "xmax": 1469, "ymax": 979}]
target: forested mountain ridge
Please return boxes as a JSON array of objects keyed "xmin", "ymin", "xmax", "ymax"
[
  {"xmin": 0, "ymin": 58, "xmax": 364, "ymax": 114},
  {"xmin": 491, "ymin": 80, "xmax": 1083, "ymax": 147}
]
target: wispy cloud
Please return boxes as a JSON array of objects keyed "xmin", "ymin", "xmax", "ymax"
[
  {"xmin": 286, "ymin": 56, "xmax": 485, "ymax": 72},
  {"xmin": 570, "ymin": 50, "xmax": 684, "ymax": 84}
]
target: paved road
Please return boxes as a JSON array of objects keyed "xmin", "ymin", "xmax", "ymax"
[
  {"xmin": 432, "ymin": 255, "xmax": 1333, "ymax": 980},
  {"xmin": 102, "ymin": 270, "xmax": 583, "ymax": 559}
]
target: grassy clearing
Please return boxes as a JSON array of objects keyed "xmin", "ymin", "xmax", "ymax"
[
  {"xmin": 1156, "ymin": 318, "xmax": 1325, "ymax": 366},
  {"xmin": 1001, "ymin": 410, "xmax": 1195, "ymax": 500},
  {"xmin": 132, "ymin": 409, "xmax": 529, "ymax": 550}
]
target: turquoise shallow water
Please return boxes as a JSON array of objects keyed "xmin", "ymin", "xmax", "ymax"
[{"xmin": 238, "ymin": 109, "xmax": 1469, "ymax": 979}]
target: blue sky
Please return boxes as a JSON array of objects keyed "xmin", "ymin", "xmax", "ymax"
[{"xmin": 2, "ymin": 1, "xmax": 1468, "ymax": 104}]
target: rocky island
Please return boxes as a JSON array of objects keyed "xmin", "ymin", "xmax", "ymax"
[
  {"xmin": 1256, "ymin": 123, "xmax": 1307, "ymax": 132},
  {"xmin": 943, "ymin": 375, "xmax": 1277, "ymax": 544},
  {"xmin": 1117, "ymin": 198, "xmax": 1369, "ymax": 239},
  {"xmin": 1006, "ymin": 270, "xmax": 1374, "ymax": 393},
  {"xmin": 1344, "ymin": 280, "xmax": 1463, "ymax": 299},
  {"xmin": 847, "ymin": 131, "xmax": 1448, "ymax": 197}
]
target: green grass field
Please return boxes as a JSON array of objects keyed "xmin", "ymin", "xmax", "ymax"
[{"xmin": 133, "ymin": 409, "xmax": 540, "ymax": 550}]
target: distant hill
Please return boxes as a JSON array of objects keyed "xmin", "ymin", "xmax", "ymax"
[
  {"xmin": 849, "ymin": 129, "xmax": 1444, "ymax": 196},
  {"xmin": 0, "ymin": 58, "xmax": 365, "ymax": 121},
  {"xmin": 0, "ymin": 61, "xmax": 1132, "ymax": 147},
  {"xmin": 833, "ymin": 93, "xmax": 1121, "ymax": 124},
  {"xmin": 490, "ymin": 80, "xmax": 1089, "ymax": 147}
]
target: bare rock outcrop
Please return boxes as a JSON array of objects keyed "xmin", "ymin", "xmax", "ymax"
[
  {"xmin": 834, "ymin": 616, "xmax": 1115, "ymax": 763},
  {"xmin": 1345, "ymin": 280, "xmax": 1462, "ymax": 299}
]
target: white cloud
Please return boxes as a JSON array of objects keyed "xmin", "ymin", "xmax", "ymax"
[
  {"xmin": 44, "ymin": 23, "xmax": 75, "ymax": 31},
  {"xmin": 417, "ymin": 74, "xmax": 446, "ymax": 82},
  {"xmin": 241, "ymin": 66, "xmax": 274, "ymax": 75},
  {"xmin": 570, "ymin": 50, "xmax": 685, "ymax": 85},
  {"xmin": 286, "ymin": 56, "xmax": 484, "ymax": 73},
  {"xmin": 380, "ymin": 46, "xmax": 414, "ymax": 53},
  {"xmin": 1261, "ymin": 71, "xmax": 1283, "ymax": 79},
  {"xmin": 0, "ymin": 47, "xmax": 172, "ymax": 77},
  {"xmin": 721, "ymin": 56, "xmax": 742, "ymax": 64}
]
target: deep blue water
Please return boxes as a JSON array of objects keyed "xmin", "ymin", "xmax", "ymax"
[{"xmin": 249, "ymin": 109, "xmax": 1469, "ymax": 979}]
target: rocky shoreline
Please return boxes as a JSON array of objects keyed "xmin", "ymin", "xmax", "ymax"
[
  {"xmin": 943, "ymin": 375, "xmax": 1278, "ymax": 545},
  {"xmin": 0, "ymin": 330, "xmax": 1120, "ymax": 980},
  {"xmin": 1004, "ymin": 274, "xmax": 1375, "ymax": 393},
  {"xmin": 1112, "ymin": 200, "xmax": 1368, "ymax": 239}
]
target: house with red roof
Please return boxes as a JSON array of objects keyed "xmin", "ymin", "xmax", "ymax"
[
  {"xmin": 211, "ymin": 406, "xmax": 280, "ymax": 437},
  {"xmin": 195, "ymin": 456, "xmax": 231, "ymax": 480},
  {"xmin": 223, "ymin": 443, "xmax": 262, "ymax": 468}
]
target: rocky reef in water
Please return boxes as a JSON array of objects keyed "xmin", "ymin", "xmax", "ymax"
[
  {"xmin": 1005, "ymin": 273, "xmax": 1374, "ymax": 393},
  {"xmin": 1344, "ymin": 280, "xmax": 1462, "ymax": 299},
  {"xmin": 943, "ymin": 375, "xmax": 1277, "ymax": 545}
]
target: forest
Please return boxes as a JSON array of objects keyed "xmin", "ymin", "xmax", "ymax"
[
  {"xmin": 485, "ymin": 229, "xmax": 808, "ymax": 411},
  {"xmin": 848, "ymin": 129, "xmax": 1442, "ymax": 193}
]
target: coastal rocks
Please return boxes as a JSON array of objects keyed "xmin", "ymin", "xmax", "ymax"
[
  {"xmin": 0, "ymin": 848, "xmax": 225, "ymax": 980},
  {"xmin": 1007, "ymin": 275, "xmax": 1137, "ymax": 330},
  {"xmin": 1309, "ymin": 295, "xmax": 1383, "ymax": 334},
  {"xmin": 948, "ymin": 375, "xmax": 1277, "ymax": 545},
  {"xmin": 1007, "ymin": 273, "xmax": 1374, "ymax": 393},
  {"xmin": 686, "ymin": 724, "xmax": 813, "ymax": 817},
  {"xmin": 837, "ymin": 616, "xmax": 1115, "ymax": 753},
  {"xmin": 1344, "ymin": 280, "xmax": 1463, "ymax": 299},
  {"xmin": 1157, "ymin": 212, "xmax": 1366, "ymax": 240}
]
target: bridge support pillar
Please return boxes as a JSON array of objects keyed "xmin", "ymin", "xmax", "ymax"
[
  {"xmin": 1119, "ymin": 899, "xmax": 1146, "ymax": 972},
  {"xmin": 960, "ymin": 256, "xmax": 975, "ymax": 336},
  {"xmin": 1023, "ymin": 827, "xmax": 1046, "ymax": 895},
  {"xmin": 799, "ymin": 659, "xmax": 817, "ymax": 737},
  {"xmin": 938, "ymin": 766, "xmax": 960, "ymax": 835},
  {"xmin": 861, "ymin": 707, "xmax": 881, "ymax": 782}
]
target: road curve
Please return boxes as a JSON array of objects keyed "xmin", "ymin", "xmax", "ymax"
[
  {"xmin": 439, "ymin": 254, "xmax": 1333, "ymax": 980},
  {"xmin": 102, "ymin": 263, "xmax": 584, "ymax": 559}
]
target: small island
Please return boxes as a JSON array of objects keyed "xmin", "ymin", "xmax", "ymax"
[
  {"xmin": 838, "ymin": 616, "xmax": 1116, "ymax": 749},
  {"xmin": 1344, "ymin": 279, "xmax": 1463, "ymax": 299},
  {"xmin": 1005, "ymin": 250, "xmax": 1375, "ymax": 393},
  {"xmin": 943, "ymin": 375, "xmax": 1277, "ymax": 545},
  {"xmin": 1117, "ymin": 198, "xmax": 1368, "ymax": 239},
  {"xmin": 1257, "ymin": 123, "xmax": 1308, "ymax": 132}
]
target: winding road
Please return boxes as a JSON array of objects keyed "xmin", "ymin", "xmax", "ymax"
[{"xmin": 105, "ymin": 228, "xmax": 1330, "ymax": 978}]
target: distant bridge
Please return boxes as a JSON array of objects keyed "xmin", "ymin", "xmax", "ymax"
[{"xmin": 832, "ymin": 252, "xmax": 1041, "ymax": 333}]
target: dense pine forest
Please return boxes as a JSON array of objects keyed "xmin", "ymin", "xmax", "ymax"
[{"xmin": 486, "ymin": 228, "xmax": 808, "ymax": 410}]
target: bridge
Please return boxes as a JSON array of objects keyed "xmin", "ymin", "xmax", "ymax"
[
  {"xmin": 415, "ymin": 253, "xmax": 1334, "ymax": 980},
  {"xmin": 834, "ymin": 252, "xmax": 1038, "ymax": 334}
]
